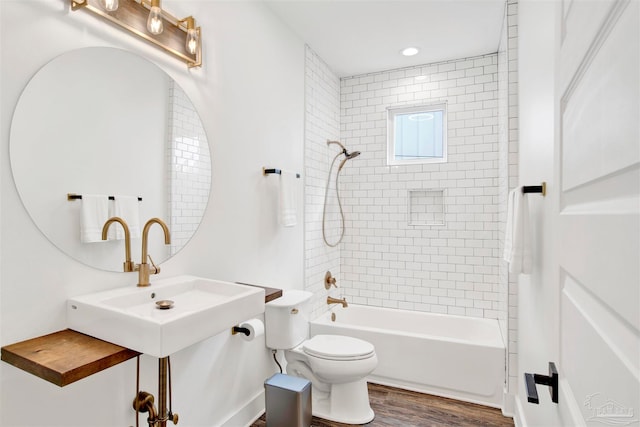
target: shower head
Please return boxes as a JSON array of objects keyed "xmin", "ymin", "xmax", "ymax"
[
  {"xmin": 328, "ymin": 140, "xmax": 361, "ymax": 159},
  {"xmin": 328, "ymin": 140, "xmax": 361, "ymax": 171},
  {"xmin": 338, "ymin": 150, "xmax": 361, "ymax": 171},
  {"xmin": 346, "ymin": 151, "xmax": 361, "ymax": 159}
]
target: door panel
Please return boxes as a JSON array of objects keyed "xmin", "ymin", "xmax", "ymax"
[
  {"xmin": 560, "ymin": 0, "xmax": 617, "ymax": 87},
  {"xmin": 557, "ymin": 0, "xmax": 639, "ymax": 425},
  {"xmin": 559, "ymin": 212, "xmax": 639, "ymax": 328},
  {"xmin": 561, "ymin": 274, "xmax": 639, "ymax": 422},
  {"xmin": 561, "ymin": 0, "xmax": 639, "ymax": 191}
]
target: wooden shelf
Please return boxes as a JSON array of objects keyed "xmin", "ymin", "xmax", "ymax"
[
  {"xmin": 236, "ymin": 282, "xmax": 283, "ymax": 303},
  {"xmin": 1, "ymin": 329, "xmax": 140, "ymax": 387}
]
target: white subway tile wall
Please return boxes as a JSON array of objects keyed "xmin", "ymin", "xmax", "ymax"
[
  {"xmin": 304, "ymin": 46, "xmax": 342, "ymax": 319},
  {"xmin": 167, "ymin": 81, "xmax": 211, "ymax": 254},
  {"xmin": 339, "ymin": 53, "xmax": 501, "ymax": 317},
  {"xmin": 497, "ymin": 0, "xmax": 520, "ymax": 397}
]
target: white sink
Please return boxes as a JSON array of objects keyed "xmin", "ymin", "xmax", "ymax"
[{"xmin": 67, "ymin": 275, "xmax": 265, "ymax": 357}]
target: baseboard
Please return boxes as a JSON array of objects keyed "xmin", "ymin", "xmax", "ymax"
[
  {"xmin": 502, "ymin": 388, "xmax": 516, "ymax": 418},
  {"xmin": 219, "ymin": 390, "xmax": 265, "ymax": 427},
  {"xmin": 513, "ymin": 395, "xmax": 526, "ymax": 427}
]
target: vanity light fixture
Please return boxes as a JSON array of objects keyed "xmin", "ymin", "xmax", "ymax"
[
  {"xmin": 146, "ymin": 0, "xmax": 163, "ymax": 35},
  {"xmin": 183, "ymin": 16, "xmax": 199, "ymax": 55},
  {"xmin": 70, "ymin": 0, "xmax": 202, "ymax": 68},
  {"xmin": 100, "ymin": 0, "xmax": 118, "ymax": 12}
]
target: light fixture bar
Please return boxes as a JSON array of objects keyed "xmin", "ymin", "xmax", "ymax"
[{"xmin": 71, "ymin": 0, "xmax": 201, "ymax": 68}]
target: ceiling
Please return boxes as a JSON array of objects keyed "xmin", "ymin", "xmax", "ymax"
[{"xmin": 264, "ymin": 0, "xmax": 507, "ymax": 77}]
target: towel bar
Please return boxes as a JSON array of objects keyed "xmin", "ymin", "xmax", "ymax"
[
  {"xmin": 522, "ymin": 182, "xmax": 546, "ymax": 196},
  {"xmin": 262, "ymin": 168, "xmax": 300, "ymax": 179},
  {"xmin": 67, "ymin": 193, "xmax": 142, "ymax": 201}
]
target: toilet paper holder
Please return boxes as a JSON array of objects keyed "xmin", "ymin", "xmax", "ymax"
[
  {"xmin": 231, "ymin": 326, "xmax": 250, "ymax": 336},
  {"xmin": 231, "ymin": 319, "xmax": 264, "ymax": 342}
]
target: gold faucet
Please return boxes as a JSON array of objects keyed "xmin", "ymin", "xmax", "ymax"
[
  {"xmin": 327, "ymin": 296, "xmax": 348, "ymax": 308},
  {"xmin": 101, "ymin": 217, "xmax": 135, "ymax": 272},
  {"xmin": 137, "ymin": 218, "xmax": 171, "ymax": 287}
]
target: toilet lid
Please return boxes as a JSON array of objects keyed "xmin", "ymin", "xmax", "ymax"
[{"xmin": 302, "ymin": 335, "xmax": 375, "ymax": 361}]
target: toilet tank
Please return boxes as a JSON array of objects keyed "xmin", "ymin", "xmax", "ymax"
[{"xmin": 265, "ymin": 290, "xmax": 313, "ymax": 350}]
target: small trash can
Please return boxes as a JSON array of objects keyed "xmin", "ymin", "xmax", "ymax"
[{"xmin": 264, "ymin": 373, "xmax": 311, "ymax": 427}]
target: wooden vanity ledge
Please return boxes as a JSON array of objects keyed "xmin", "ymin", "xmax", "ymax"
[
  {"xmin": 236, "ymin": 282, "xmax": 282, "ymax": 303},
  {"xmin": 1, "ymin": 329, "xmax": 140, "ymax": 387}
]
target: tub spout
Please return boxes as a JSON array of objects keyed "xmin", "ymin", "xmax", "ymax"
[{"xmin": 327, "ymin": 296, "xmax": 348, "ymax": 308}]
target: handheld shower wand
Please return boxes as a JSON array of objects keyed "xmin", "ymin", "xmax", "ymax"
[
  {"xmin": 328, "ymin": 140, "xmax": 361, "ymax": 168},
  {"xmin": 323, "ymin": 140, "xmax": 361, "ymax": 247}
]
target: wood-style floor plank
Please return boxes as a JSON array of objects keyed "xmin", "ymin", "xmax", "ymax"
[{"xmin": 252, "ymin": 383, "xmax": 514, "ymax": 427}]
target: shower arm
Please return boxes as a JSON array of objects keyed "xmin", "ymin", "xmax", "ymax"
[{"xmin": 327, "ymin": 140, "xmax": 346, "ymax": 152}]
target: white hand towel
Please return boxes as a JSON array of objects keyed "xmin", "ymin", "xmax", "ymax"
[
  {"xmin": 109, "ymin": 195, "xmax": 141, "ymax": 239},
  {"xmin": 80, "ymin": 194, "xmax": 109, "ymax": 243},
  {"xmin": 503, "ymin": 187, "xmax": 532, "ymax": 274},
  {"xmin": 279, "ymin": 171, "xmax": 298, "ymax": 227}
]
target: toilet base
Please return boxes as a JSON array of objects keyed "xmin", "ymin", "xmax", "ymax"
[{"xmin": 311, "ymin": 379, "xmax": 375, "ymax": 425}]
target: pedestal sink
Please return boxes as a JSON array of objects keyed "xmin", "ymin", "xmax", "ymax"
[{"xmin": 67, "ymin": 275, "xmax": 265, "ymax": 357}]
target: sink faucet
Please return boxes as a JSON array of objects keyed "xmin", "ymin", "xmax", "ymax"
[
  {"xmin": 101, "ymin": 217, "xmax": 135, "ymax": 272},
  {"xmin": 137, "ymin": 218, "xmax": 171, "ymax": 287},
  {"xmin": 327, "ymin": 296, "xmax": 348, "ymax": 308}
]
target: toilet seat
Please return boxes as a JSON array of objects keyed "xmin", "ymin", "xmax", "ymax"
[{"xmin": 302, "ymin": 335, "xmax": 375, "ymax": 361}]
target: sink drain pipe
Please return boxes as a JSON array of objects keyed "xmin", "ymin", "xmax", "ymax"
[{"xmin": 133, "ymin": 356, "xmax": 178, "ymax": 427}]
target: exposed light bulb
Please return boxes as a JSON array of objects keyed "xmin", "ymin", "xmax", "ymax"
[
  {"xmin": 100, "ymin": 0, "xmax": 118, "ymax": 11},
  {"xmin": 184, "ymin": 17, "xmax": 198, "ymax": 55},
  {"xmin": 146, "ymin": 0, "xmax": 164, "ymax": 35}
]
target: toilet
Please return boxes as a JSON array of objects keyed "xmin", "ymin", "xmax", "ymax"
[{"xmin": 265, "ymin": 290, "xmax": 378, "ymax": 424}]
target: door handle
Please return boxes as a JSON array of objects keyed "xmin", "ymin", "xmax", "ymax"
[{"xmin": 524, "ymin": 362, "xmax": 558, "ymax": 404}]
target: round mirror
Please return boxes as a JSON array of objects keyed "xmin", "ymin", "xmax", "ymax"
[{"xmin": 10, "ymin": 47, "xmax": 211, "ymax": 272}]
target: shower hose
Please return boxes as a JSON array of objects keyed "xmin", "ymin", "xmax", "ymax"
[{"xmin": 322, "ymin": 152, "xmax": 346, "ymax": 247}]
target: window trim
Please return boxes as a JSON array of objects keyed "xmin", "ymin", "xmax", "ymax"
[{"xmin": 387, "ymin": 103, "xmax": 448, "ymax": 166}]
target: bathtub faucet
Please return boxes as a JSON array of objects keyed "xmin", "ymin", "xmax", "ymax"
[{"xmin": 327, "ymin": 296, "xmax": 348, "ymax": 308}]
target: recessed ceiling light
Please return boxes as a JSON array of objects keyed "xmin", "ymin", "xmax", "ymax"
[
  {"xmin": 415, "ymin": 75, "xmax": 428, "ymax": 81},
  {"xmin": 401, "ymin": 47, "xmax": 419, "ymax": 57}
]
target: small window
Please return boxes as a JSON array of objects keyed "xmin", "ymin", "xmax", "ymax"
[{"xmin": 387, "ymin": 103, "xmax": 447, "ymax": 165}]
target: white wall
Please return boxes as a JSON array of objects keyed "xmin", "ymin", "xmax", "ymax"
[
  {"xmin": 339, "ymin": 54, "xmax": 502, "ymax": 318},
  {"xmin": 515, "ymin": 1, "xmax": 558, "ymax": 426},
  {"xmin": 0, "ymin": 1, "xmax": 304, "ymax": 426}
]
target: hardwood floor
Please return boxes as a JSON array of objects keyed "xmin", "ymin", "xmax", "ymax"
[{"xmin": 252, "ymin": 383, "xmax": 514, "ymax": 427}]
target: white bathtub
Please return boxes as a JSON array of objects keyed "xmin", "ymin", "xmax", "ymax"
[{"xmin": 310, "ymin": 304, "xmax": 505, "ymax": 408}]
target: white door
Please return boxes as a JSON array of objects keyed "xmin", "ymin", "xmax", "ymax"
[{"xmin": 556, "ymin": 0, "xmax": 639, "ymax": 425}]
